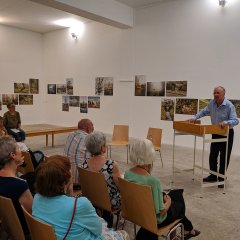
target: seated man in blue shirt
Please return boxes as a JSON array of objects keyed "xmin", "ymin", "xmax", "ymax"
[{"xmin": 191, "ymin": 86, "xmax": 239, "ymax": 187}]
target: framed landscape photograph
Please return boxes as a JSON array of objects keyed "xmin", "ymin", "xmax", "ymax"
[
  {"xmin": 56, "ymin": 84, "xmax": 67, "ymax": 94},
  {"xmin": 199, "ymin": 99, "xmax": 211, "ymax": 111},
  {"xmin": 19, "ymin": 95, "xmax": 33, "ymax": 105},
  {"xmin": 176, "ymin": 98, "xmax": 198, "ymax": 115},
  {"xmin": 135, "ymin": 75, "xmax": 146, "ymax": 96},
  {"xmin": 29, "ymin": 78, "xmax": 39, "ymax": 94},
  {"xmin": 104, "ymin": 77, "xmax": 113, "ymax": 96},
  {"xmin": 88, "ymin": 96, "xmax": 100, "ymax": 108},
  {"xmin": 14, "ymin": 83, "xmax": 29, "ymax": 94},
  {"xmin": 166, "ymin": 81, "xmax": 187, "ymax": 97},
  {"xmin": 95, "ymin": 77, "xmax": 104, "ymax": 95},
  {"xmin": 69, "ymin": 96, "xmax": 80, "ymax": 107},
  {"xmin": 161, "ymin": 98, "xmax": 175, "ymax": 121},
  {"xmin": 147, "ymin": 82, "xmax": 165, "ymax": 96},
  {"xmin": 66, "ymin": 78, "xmax": 73, "ymax": 95},
  {"xmin": 47, "ymin": 84, "xmax": 56, "ymax": 94},
  {"xmin": 80, "ymin": 96, "xmax": 88, "ymax": 113},
  {"xmin": 2, "ymin": 94, "xmax": 18, "ymax": 105}
]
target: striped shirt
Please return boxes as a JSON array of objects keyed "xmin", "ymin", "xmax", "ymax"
[{"xmin": 64, "ymin": 130, "xmax": 90, "ymax": 184}]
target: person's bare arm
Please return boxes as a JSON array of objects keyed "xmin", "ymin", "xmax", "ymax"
[
  {"xmin": 19, "ymin": 189, "xmax": 33, "ymax": 214},
  {"xmin": 160, "ymin": 194, "xmax": 171, "ymax": 216},
  {"xmin": 113, "ymin": 161, "xmax": 122, "ymax": 186}
]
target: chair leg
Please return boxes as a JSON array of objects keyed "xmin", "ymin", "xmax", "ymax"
[
  {"xmin": 114, "ymin": 212, "xmax": 120, "ymax": 230},
  {"xmin": 159, "ymin": 150, "xmax": 163, "ymax": 167},
  {"xmin": 134, "ymin": 224, "xmax": 137, "ymax": 239}
]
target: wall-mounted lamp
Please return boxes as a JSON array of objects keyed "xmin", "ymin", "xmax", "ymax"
[
  {"xmin": 219, "ymin": 0, "xmax": 226, "ymax": 7},
  {"xmin": 71, "ymin": 32, "xmax": 79, "ymax": 39}
]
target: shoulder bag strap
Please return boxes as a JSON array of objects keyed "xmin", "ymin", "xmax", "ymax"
[{"xmin": 63, "ymin": 197, "xmax": 78, "ymax": 240}]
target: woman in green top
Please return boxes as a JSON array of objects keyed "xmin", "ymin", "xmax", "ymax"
[
  {"xmin": 3, "ymin": 103, "xmax": 25, "ymax": 142},
  {"xmin": 124, "ymin": 139, "xmax": 200, "ymax": 240}
]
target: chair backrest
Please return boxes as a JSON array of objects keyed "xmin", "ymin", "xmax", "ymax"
[
  {"xmin": 0, "ymin": 196, "xmax": 25, "ymax": 240},
  {"xmin": 147, "ymin": 127, "xmax": 162, "ymax": 149},
  {"xmin": 118, "ymin": 178, "xmax": 158, "ymax": 234},
  {"xmin": 21, "ymin": 206, "xmax": 57, "ymax": 240},
  {"xmin": 112, "ymin": 125, "xmax": 129, "ymax": 142},
  {"xmin": 18, "ymin": 151, "xmax": 34, "ymax": 174},
  {"xmin": 78, "ymin": 167, "xmax": 112, "ymax": 212}
]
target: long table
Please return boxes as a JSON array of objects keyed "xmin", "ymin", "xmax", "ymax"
[{"xmin": 25, "ymin": 126, "xmax": 77, "ymax": 147}]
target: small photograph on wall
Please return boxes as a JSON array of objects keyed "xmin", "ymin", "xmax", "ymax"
[
  {"xmin": 80, "ymin": 96, "xmax": 88, "ymax": 113},
  {"xmin": 19, "ymin": 95, "xmax": 33, "ymax": 105},
  {"xmin": 95, "ymin": 77, "xmax": 104, "ymax": 95},
  {"xmin": 199, "ymin": 99, "xmax": 211, "ymax": 111},
  {"xmin": 88, "ymin": 96, "xmax": 100, "ymax": 109},
  {"xmin": 14, "ymin": 83, "xmax": 29, "ymax": 94},
  {"xmin": 147, "ymin": 82, "xmax": 165, "ymax": 96},
  {"xmin": 230, "ymin": 99, "xmax": 240, "ymax": 118},
  {"xmin": 57, "ymin": 84, "xmax": 67, "ymax": 94},
  {"xmin": 0, "ymin": 95, "xmax": 2, "ymax": 110},
  {"xmin": 69, "ymin": 96, "xmax": 80, "ymax": 107},
  {"xmin": 48, "ymin": 84, "xmax": 56, "ymax": 94},
  {"xmin": 135, "ymin": 75, "xmax": 146, "ymax": 96},
  {"xmin": 104, "ymin": 77, "xmax": 113, "ymax": 96},
  {"xmin": 161, "ymin": 98, "xmax": 175, "ymax": 121},
  {"xmin": 176, "ymin": 98, "xmax": 198, "ymax": 115},
  {"xmin": 166, "ymin": 81, "xmax": 187, "ymax": 97},
  {"xmin": 2, "ymin": 94, "xmax": 18, "ymax": 105},
  {"xmin": 29, "ymin": 78, "xmax": 39, "ymax": 94},
  {"xmin": 66, "ymin": 78, "xmax": 73, "ymax": 95},
  {"xmin": 62, "ymin": 96, "xmax": 69, "ymax": 112}
]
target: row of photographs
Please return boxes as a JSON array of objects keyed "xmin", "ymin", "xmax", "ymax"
[
  {"xmin": 48, "ymin": 78, "xmax": 74, "ymax": 95},
  {"xmin": 60, "ymin": 95, "xmax": 240, "ymax": 120},
  {"xmin": 0, "ymin": 94, "xmax": 33, "ymax": 109},
  {"xmin": 14, "ymin": 79, "xmax": 39, "ymax": 94},
  {"xmin": 135, "ymin": 76, "xmax": 187, "ymax": 97}
]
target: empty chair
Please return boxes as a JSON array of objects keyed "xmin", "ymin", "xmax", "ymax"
[
  {"xmin": 118, "ymin": 178, "xmax": 183, "ymax": 239},
  {"xmin": 147, "ymin": 127, "xmax": 163, "ymax": 167},
  {"xmin": 22, "ymin": 205, "xmax": 57, "ymax": 240},
  {"xmin": 108, "ymin": 125, "xmax": 130, "ymax": 163},
  {"xmin": 78, "ymin": 167, "xmax": 121, "ymax": 229},
  {"xmin": 0, "ymin": 196, "xmax": 25, "ymax": 240}
]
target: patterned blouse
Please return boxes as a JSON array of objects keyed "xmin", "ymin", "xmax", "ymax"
[{"xmin": 82, "ymin": 158, "xmax": 121, "ymax": 210}]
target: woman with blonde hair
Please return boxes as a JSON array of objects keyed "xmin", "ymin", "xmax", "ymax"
[{"xmin": 124, "ymin": 139, "xmax": 200, "ymax": 240}]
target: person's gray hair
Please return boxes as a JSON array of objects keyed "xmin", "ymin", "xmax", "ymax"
[
  {"xmin": 0, "ymin": 136, "xmax": 16, "ymax": 170},
  {"xmin": 130, "ymin": 139, "xmax": 156, "ymax": 165},
  {"xmin": 85, "ymin": 131, "xmax": 106, "ymax": 156},
  {"xmin": 215, "ymin": 86, "xmax": 225, "ymax": 94}
]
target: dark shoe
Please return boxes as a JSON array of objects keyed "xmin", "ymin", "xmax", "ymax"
[
  {"xmin": 203, "ymin": 175, "xmax": 217, "ymax": 182},
  {"xmin": 218, "ymin": 182, "xmax": 225, "ymax": 188},
  {"xmin": 184, "ymin": 229, "xmax": 200, "ymax": 240}
]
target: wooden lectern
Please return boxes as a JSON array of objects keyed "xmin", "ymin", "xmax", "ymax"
[{"xmin": 172, "ymin": 121, "xmax": 229, "ymax": 191}]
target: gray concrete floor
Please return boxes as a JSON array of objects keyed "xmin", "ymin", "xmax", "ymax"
[{"xmin": 24, "ymin": 125, "xmax": 240, "ymax": 240}]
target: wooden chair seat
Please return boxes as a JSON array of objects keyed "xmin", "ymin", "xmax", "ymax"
[
  {"xmin": 118, "ymin": 178, "xmax": 184, "ymax": 239},
  {"xmin": 108, "ymin": 125, "xmax": 130, "ymax": 163}
]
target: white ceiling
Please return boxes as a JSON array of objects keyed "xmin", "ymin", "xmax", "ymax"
[{"xmin": 0, "ymin": 0, "xmax": 165, "ymax": 33}]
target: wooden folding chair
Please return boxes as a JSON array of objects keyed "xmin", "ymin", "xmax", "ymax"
[
  {"xmin": 108, "ymin": 125, "xmax": 130, "ymax": 163},
  {"xmin": 147, "ymin": 127, "xmax": 163, "ymax": 167},
  {"xmin": 118, "ymin": 178, "xmax": 184, "ymax": 239},
  {"xmin": 0, "ymin": 196, "xmax": 25, "ymax": 240},
  {"xmin": 78, "ymin": 167, "xmax": 120, "ymax": 229},
  {"xmin": 22, "ymin": 206, "xmax": 57, "ymax": 240},
  {"xmin": 18, "ymin": 151, "xmax": 34, "ymax": 174}
]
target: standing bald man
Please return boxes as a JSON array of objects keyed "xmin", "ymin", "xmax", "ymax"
[{"xmin": 192, "ymin": 86, "xmax": 239, "ymax": 186}]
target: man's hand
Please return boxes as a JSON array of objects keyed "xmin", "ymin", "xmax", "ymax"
[{"xmin": 219, "ymin": 122, "xmax": 226, "ymax": 129}]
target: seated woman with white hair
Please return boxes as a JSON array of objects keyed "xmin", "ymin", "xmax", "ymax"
[{"xmin": 124, "ymin": 139, "xmax": 200, "ymax": 240}]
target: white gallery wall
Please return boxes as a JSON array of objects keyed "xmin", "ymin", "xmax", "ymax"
[
  {"xmin": 0, "ymin": 0, "xmax": 239, "ymax": 155},
  {"xmin": 0, "ymin": 25, "xmax": 45, "ymax": 123}
]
